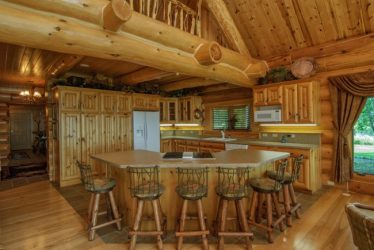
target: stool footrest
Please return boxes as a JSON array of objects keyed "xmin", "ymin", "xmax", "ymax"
[
  {"xmin": 176, "ymin": 230, "xmax": 210, "ymax": 237},
  {"xmin": 218, "ymin": 231, "xmax": 253, "ymax": 237},
  {"xmin": 272, "ymin": 215, "xmax": 286, "ymax": 227},
  {"xmin": 129, "ymin": 231, "xmax": 163, "ymax": 236},
  {"xmin": 91, "ymin": 217, "xmax": 122, "ymax": 230}
]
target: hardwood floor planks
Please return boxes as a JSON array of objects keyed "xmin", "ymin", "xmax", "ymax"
[{"xmin": 0, "ymin": 181, "xmax": 373, "ymax": 250}]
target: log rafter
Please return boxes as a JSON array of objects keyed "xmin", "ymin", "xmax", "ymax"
[
  {"xmin": 2, "ymin": 0, "xmax": 267, "ymax": 88},
  {"xmin": 116, "ymin": 67, "xmax": 177, "ymax": 85},
  {"xmin": 160, "ymin": 77, "xmax": 219, "ymax": 92}
]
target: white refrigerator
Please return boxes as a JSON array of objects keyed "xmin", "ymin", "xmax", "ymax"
[{"xmin": 133, "ymin": 111, "xmax": 160, "ymax": 152}]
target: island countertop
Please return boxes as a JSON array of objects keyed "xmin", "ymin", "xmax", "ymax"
[{"xmin": 91, "ymin": 149, "xmax": 290, "ymax": 168}]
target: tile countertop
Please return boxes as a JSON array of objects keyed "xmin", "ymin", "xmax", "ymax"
[{"xmin": 161, "ymin": 136, "xmax": 319, "ymax": 149}]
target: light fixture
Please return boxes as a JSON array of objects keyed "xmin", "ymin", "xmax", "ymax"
[{"xmin": 19, "ymin": 87, "xmax": 45, "ymax": 104}]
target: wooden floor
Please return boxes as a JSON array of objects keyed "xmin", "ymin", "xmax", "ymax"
[{"xmin": 0, "ymin": 181, "xmax": 373, "ymax": 250}]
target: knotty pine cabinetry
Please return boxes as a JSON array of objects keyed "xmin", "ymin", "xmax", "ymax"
[
  {"xmin": 53, "ymin": 86, "xmax": 132, "ymax": 187},
  {"xmin": 253, "ymin": 85, "xmax": 282, "ymax": 106},
  {"xmin": 160, "ymin": 98, "xmax": 178, "ymax": 123},
  {"xmin": 132, "ymin": 93, "xmax": 160, "ymax": 111},
  {"xmin": 178, "ymin": 96, "xmax": 202, "ymax": 123},
  {"xmin": 250, "ymin": 144, "xmax": 321, "ymax": 193},
  {"xmin": 253, "ymin": 81, "xmax": 320, "ymax": 124},
  {"xmin": 161, "ymin": 139, "xmax": 224, "ymax": 153},
  {"xmin": 282, "ymin": 81, "xmax": 319, "ymax": 123}
]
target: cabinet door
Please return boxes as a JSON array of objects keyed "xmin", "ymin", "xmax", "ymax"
[
  {"xmin": 60, "ymin": 90, "xmax": 80, "ymax": 112},
  {"xmin": 116, "ymin": 114, "xmax": 132, "ymax": 151},
  {"xmin": 168, "ymin": 100, "xmax": 177, "ymax": 122},
  {"xmin": 160, "ymin": 100, "xmax": 167, "ymax": 122},
  {"xmin": 81, "ymin": 114, "xmax": 101, "ymax": 167},
  {"xmin": 117, "ymin": 94, "xmax": 131, "ymax": 113},
  {"xmin": 101, "ymin": 93, "xmax": 115, "ymax": 113},
  {"xmin": 161, "ymin": 140, "xmax": 171, "ymax": 153},
  {"xmin": 253, "ymin": 88, "xmax": 267, "ymax": 106},
  {"xmin": 132, "ymin": 95, "xmax": 147, "ymax": 110},
  {"xmin": 102, "ymin": 114, "xmax": 116, "ymax": 152},
  {"xmin": 179, "ymin": 100, "xmax": 186, "ymax": 122},
  {"xmin": 267, "ymin": 86, "xmax": 282, "ymax": 105},
  {"xmin": 297, "ymin": 82, "xmax": 314, "ymax": 123},
  {"xmin": 60, "ymin": 112, "xmax": 81, "ymax": 181},
  {"xmin": 147, "ymin": 96, "xmax": 160, "ymax": 110},
  {"xmin": 186, "ymin": 145, "xmax": 199, "ymax": 152},
  {"xmin": 282, "ymin": 84, "xmax": 298, "ymax": 123},
  {"xmin": 81, "ymin": 91, "xmax": 99, "ymax": 113}
]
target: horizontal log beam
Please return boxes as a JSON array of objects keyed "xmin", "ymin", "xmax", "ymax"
[
  {"xmin": 160, "ymin": 77, "xmax": 220, "ymax": 92},
  {"xmin": 267, "ymin": 33, "xmax": 374, "ymax": 68},
  {"xmin": 0, "ymin": 1, "xmax": 253, "ymax": 87},
  {"xmin": 4, "ymin": 0, "xmax": 267, "ymax": 79},
  {"xmin": 198, "ymin": 83, "xmax": 239, "ymax": 94},
  {"xmin": 116, "ymin": 68, "xmax": 176, "ymax": 85}
]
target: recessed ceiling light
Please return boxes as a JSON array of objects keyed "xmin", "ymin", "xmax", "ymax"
[{"xmin": 79, "ymin": 63, "xmax": 90, "ymax": 68}]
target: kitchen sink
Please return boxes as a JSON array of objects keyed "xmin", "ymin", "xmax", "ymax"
[{"xmin": 203, "ymin": 137, "xmax": 237, "ymax": 142}]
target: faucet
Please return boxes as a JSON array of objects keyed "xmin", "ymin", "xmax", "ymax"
[
  {"xmin": 220, "ymin": 129, "xmax": 225, "ymax": 139},
  {"xmin": 281, "ymin": 135, "xmax": 287, "ymax": 143}
]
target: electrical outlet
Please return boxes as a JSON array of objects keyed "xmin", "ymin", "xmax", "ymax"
[
  {"xmin": 272, "ymin": 134, "xmax": 278, "ymax": 137},
  {"xmin": 290, "ymin": 134, "xmax": 296, "ymax": 138},
  {"xmin": 262, "ymin": 133, "xmax": 268, "ymax": 137}
]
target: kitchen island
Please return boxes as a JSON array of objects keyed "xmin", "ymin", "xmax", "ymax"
[{"xmin": 91, "ymin": 149, "xmax": 289, "ymax": 230}]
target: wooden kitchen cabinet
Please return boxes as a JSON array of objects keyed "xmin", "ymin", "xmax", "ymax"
[
  {"xmin": 160, "ymin": 98, "xmax": 178, "ymax": 123},
  {"xmin": 179, "ymin": 96, "xmax": 202, "ymax": 123},
  {"xmin": 199, "ymin": 141, "xmax": 225, "ymax": 152},
  {"xmin": 161, "ymin": 139, "xmax": 172, "ymax": 153},
  {"xmin": 282, "ymin": 81, "xmax": 319, "ymax": 124},
  {"xmin": 185, "ymin": 140, "xmax": 200, "ymax": 152},
  {"xmin": 175, "ymin": 140, "xmax": 187, "ymax": 152},
  {"xmin": 132, "ymin": 93, "xmax": 160, "ymax": 111},
  {"xmin": 249, "ymin": 144, "xmax": 320, "ymax": 193},
  {"xmin": 52, "ymin": 86, "xmax": 133, "ymax": 187},
  {"xmin": 253, "ymin": 85, "xmax": 282, "ymax": 106}
]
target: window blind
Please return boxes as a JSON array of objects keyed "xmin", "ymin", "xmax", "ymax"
[{"xmin": 212, "ymin": 105, "xmax": 250, "ymax": 130}]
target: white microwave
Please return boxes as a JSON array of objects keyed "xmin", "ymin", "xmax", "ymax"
[{"xmin": 254, "ymin": 109, "xmax": 282, "ymax": 122}]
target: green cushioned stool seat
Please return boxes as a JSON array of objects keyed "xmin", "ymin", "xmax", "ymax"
[
  {"xmin": 266, "ymin": 170, "xmax": 292, "ymax": 184},
  {"xmin": 176, "ymin": 183, "xmax": 207, "ymax": 200},
  {"xmin": 248, "ymin": 177, "xmax": 282, "ymax": 193},
  {"xmin": 133, "ymin": 182, "xmax": 165, "ymax": 200}
]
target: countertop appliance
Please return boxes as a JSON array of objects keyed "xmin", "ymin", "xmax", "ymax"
[
  {"xmin": 133, "ymin": 111, "xmax": 160, "ymax": 152},
  {"xmin": 163, "ymin": 152, "xmax": 215, "ymax": 159},
  {"xmin": 225, "ymin": 143, "xmax": 248, "ymax": 150},
  {"xmin": 254, "ymin": 109, "xmax": 282, "ymax": 123}
]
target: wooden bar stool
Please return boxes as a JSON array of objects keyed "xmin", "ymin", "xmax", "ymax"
[
  {"xmin": 247, "ymin": 160, "xmax": 287, "ymax": 243},
  {"xmin": 267, "ymin": 155, "xmax": 304, "ymax": 226},
  {"xmin": 127, "ymin": 166, "xmax": 165, "ymax": 250},
  {"xmin": 215, "ymin": 167, "xmax": 253, "ymax": 250},
  {"xmin": 175, "ymin": 167, "xmax": 210, "ymax": 250},
  {"xmin": 76, "ymin": 161, "xmax": 122, "ymax": 241}
]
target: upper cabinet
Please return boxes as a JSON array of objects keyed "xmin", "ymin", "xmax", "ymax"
[
  {"xmin": 283, "ymin": 81, "xmax": 319, "ymax": 124},
  {"xmin": 253, "ymin": 85, "xmax": 282, "ymax": 106},
  {"xmin": 253, "ymin": 81, "xmax": 320, "ymax": 124},
  {"xmin": 160, "ymin": 98, "xmax": 178, "ymax": 123},
  {"xmin": 132, "ymin": 93, "xmax": 160, "ymax": 111},
  {"xmin": 179, "ymin": 96, "xmax": 202, "ymax": 123}
]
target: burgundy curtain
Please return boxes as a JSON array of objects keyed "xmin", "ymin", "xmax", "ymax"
[{"xmin": 329, "ymin": 71, "xmax": 374, "ymax": 183}]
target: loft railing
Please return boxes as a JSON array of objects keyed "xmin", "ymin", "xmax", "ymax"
[{"xmin": 126, "ymin": 0, "xmax": 202, "ymax": 36}]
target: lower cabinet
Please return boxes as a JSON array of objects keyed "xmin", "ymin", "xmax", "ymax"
[{"xmin": 250, "ymin": 145, "xmax": 321, "ymax": 193}]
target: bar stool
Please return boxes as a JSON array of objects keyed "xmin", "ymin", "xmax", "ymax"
[
  {"xmin": 127, "ymin": 166, "xmax": 165, "ymax": 250},
  {"xmin": 175, "ymin": 167, "xmax": 210, "ymax": 250},
  {"xmin": 247, "ymin": 160, "xmax": 287, "ymax": 243},
  {"xmin": 267, "ymin": 155, "xmax": 304, "ymax": 226},
  {"xmin": 76, "ymin": 161, "xmax": 122, "ymax": 241},
  {"xmin": 215, "ymin": 167, "xmax": 253, "ymax": 250}
]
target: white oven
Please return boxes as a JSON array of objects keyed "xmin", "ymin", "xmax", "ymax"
[{"xmin": 254, "ymin": 109, "xmax": 282, "ymax": 123}]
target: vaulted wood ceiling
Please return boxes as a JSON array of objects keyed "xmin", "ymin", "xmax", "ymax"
[
  {"xmin": 225, "ymin": 0, "xmax": 374, "ymax": 59},
  {"xmin": 0, "ymin": 0, "xmax": 373, "ymax": 92}
]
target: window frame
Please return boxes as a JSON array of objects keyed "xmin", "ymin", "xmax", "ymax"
[{"xmin": 211, "ymin": 104, "xmax": 251, "ymax": 131}]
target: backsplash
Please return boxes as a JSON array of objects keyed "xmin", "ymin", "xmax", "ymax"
[{"xmin": 259, "ymin": 133, "xmax": 320, "ymax": 145}]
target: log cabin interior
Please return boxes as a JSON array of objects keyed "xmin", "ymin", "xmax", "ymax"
[{"xmin": 1, "ymin": 0, "xmax": 374, "ymax": 249}]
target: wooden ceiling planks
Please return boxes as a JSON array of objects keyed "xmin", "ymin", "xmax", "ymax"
[{"xmin": 226, "ymin": 0, "xmax": 374, "ymax": 59}]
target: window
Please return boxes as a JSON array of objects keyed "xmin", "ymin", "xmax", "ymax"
[
  {"xmin": 212, "ymin": 105, "xmax": 250, "ymax": 130},
  {"xmin": 353, "ymin": 97, "xmax": 374, "ymax": 175}
]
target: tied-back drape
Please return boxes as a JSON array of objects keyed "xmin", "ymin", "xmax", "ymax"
[{"xmin": 329, "ymin": 71, "xmax": 374, "ymax": 183}]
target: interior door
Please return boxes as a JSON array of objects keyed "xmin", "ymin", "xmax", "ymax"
[{"xmin": 10, "ymin": 111, "xmax": 32, "ymax": 150}]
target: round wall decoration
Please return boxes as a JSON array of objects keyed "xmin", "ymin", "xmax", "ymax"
[{"xmin": 291, "ymin": 57, "xmax": 318, "ymax": 79}]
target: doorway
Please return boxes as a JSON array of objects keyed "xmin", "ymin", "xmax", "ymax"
[{"xmin": 10, "ymin": 110, "xmax": 32, "ymax": 150}]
